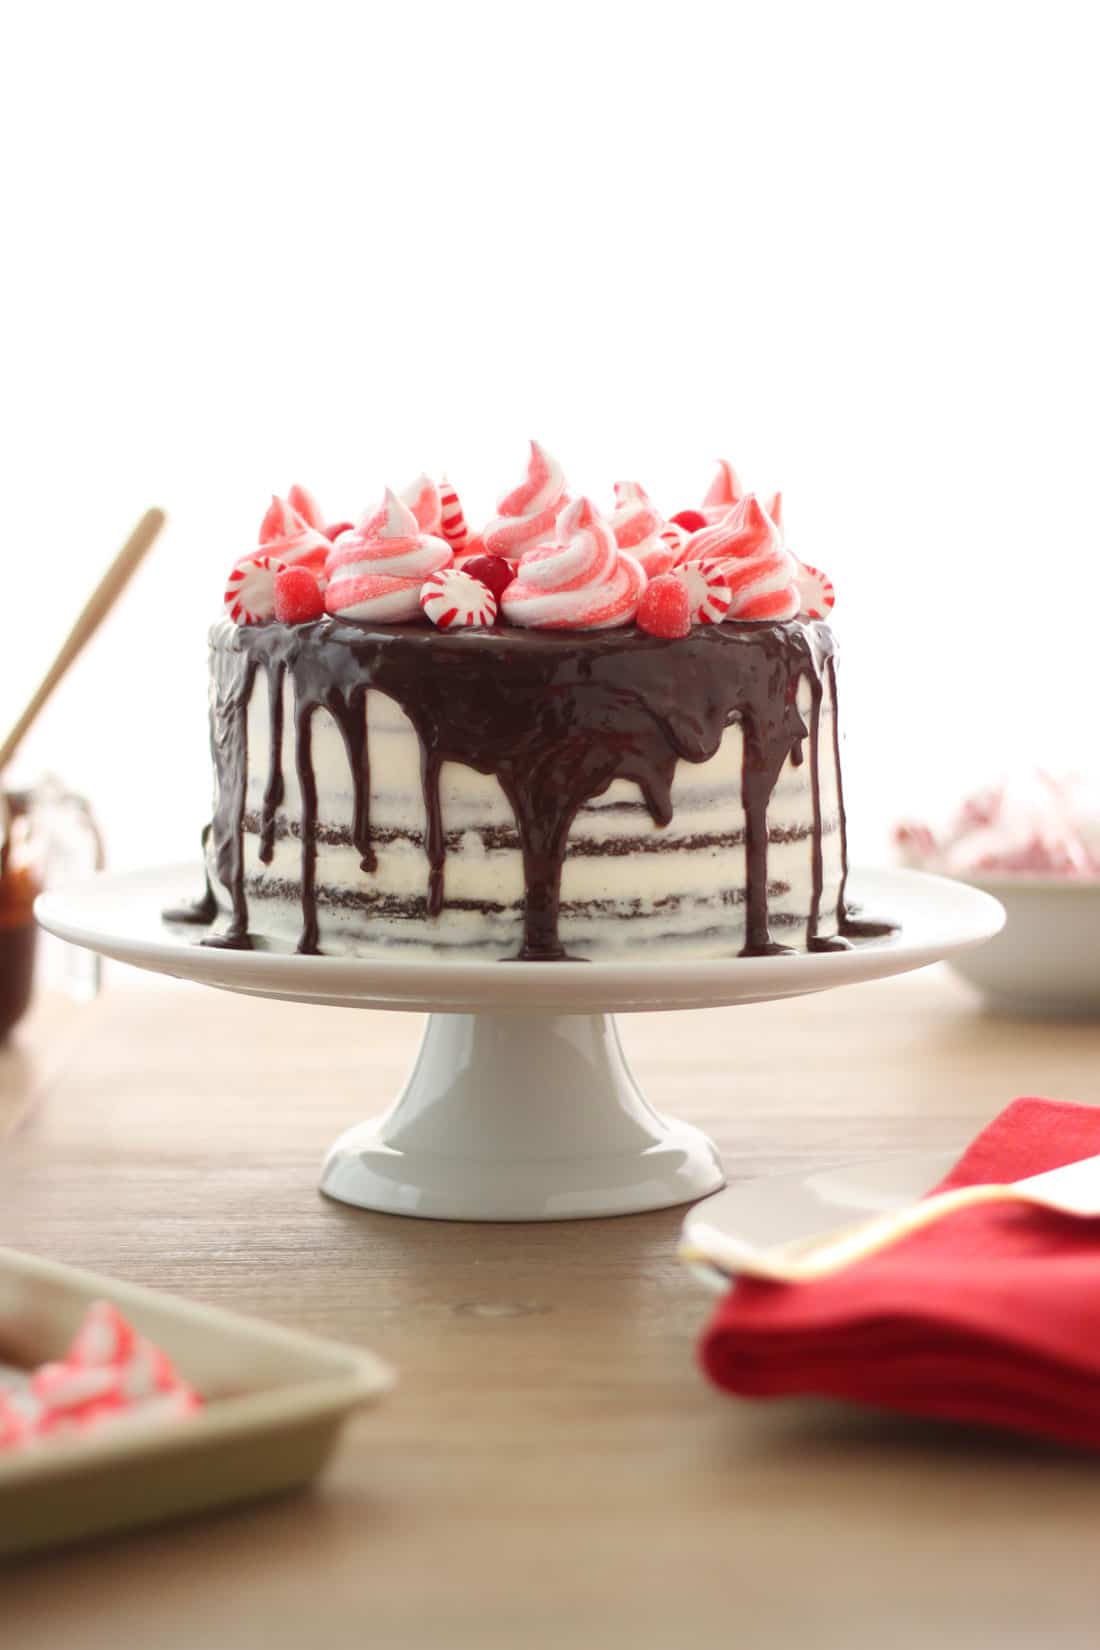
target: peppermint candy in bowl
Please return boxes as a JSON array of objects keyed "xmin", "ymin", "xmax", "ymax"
[{"xmin": 895, "ymin": 773, "xmax": 1100, "ymax": 1018}]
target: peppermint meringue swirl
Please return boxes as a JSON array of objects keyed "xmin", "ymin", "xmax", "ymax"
[
  {"xmin": 257, "ymin": 496, "xmax": 332, "ymax": 580},
  {"xmin": 501, "ymin": 497, "xmax": 646, "ymax": 631},
  {"xmin": 683, "ymin": 495, "xmax": 800, "ymax": 622},
  {"xmin": 400, "ymin": 473, "xmax": 443, "ymax": 537},
  {"xmin": 483, "ymin": 440, "xmax": 567, "ymax": 561},
  {"xmin": 701, "ymin": 457, "xmax": 744, "ymax": 524},
  {"xmin": 324, "ymin": 489, "xmax": 451, "ymax": 622},
  {"xmin": 286, "ymin": 484, "xmax": 326, "ymax": 533},
  {"xmin": 609, "ymin": 481, "xmax": 677, "ymax": 578}
]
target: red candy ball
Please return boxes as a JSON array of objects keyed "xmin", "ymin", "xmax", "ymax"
[
  {"xmin": 669, "ymin": 509, "xmax": 707, "ymax": 534},
  {"xmin": 636, "ymin": 574, "xmax": 691, "ymax": 639},
  {"xmin": 274, "ymin": 566, "xmax": 325, "ymax": 625},
  {"xmin": 459, "ymin": 553, "xmax": 513, "ymax": 604}
]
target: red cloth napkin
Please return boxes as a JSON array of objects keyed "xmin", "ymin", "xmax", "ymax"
[{"xmin": 700, "ymin": 1098, "xmax": 1100, "ymax": 1449}]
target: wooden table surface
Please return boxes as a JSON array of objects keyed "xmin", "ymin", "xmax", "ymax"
[{"xmin": 3, "ymin": 966, "xmax": 1100, "ymax": 1648}]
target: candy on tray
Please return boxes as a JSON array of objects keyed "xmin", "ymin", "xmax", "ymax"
[{"xmin": 0, "ymin": 1300, "xmax": 201, "ymax": 1453}]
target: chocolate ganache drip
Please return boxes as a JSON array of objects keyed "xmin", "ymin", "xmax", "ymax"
[{"xmin": 197, "ymin": 615, "xmax": 859, "ymax": 960}]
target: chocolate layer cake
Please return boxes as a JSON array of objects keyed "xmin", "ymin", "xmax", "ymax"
[
  {"xmin": 199, "ymin": 614, "xmax": 855, "ymax": 960},
  {"xmin": 185, "ymin": 447, "xmax": 879, "ymax": 961}
]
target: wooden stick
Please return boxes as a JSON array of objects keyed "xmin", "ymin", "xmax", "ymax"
[{"xmin": 0, "ymin": 507, "xmax": 166, "ymax": 775}]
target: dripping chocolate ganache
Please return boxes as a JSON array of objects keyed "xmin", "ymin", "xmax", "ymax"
[
  {"xmin": 197, "ymin": 614, "xmax": 854, "ymax": 960},
  {"xmin": 184, "ymin": 445, "xmax": 885, "ymax": 960}
]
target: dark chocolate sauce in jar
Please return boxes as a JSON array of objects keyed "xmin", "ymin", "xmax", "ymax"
[{"xmin": 0, "ymin": 793, "xmax": 40, "ymax": 1039}]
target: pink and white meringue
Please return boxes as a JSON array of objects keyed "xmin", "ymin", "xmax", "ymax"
[
  {"xmin": 753, "ymin": 486, "xmax": 836, "ymax": 619},
  {"xmin": 701, "ymin": 458, "xmax": 744, "ymax": 524},
  {"xmin": 325, "ymin": 489, "xmax": 451, "ymax": 623},
  {"xmin": 287, "ymin": 484, "xmax": 327, "ymax": 534},
  {"xmin": 483, "ymin": 440, "xmax": 567, "ymax": 562},
  {"xmin": 609, "ymin": 482, "xmax": 678, "ymax": 578},
  {"xmin": 501, "ymin": 497, "xmax": 646, "ymax": 631},
  {"xmin": 257, "ymin": 496, "xmax": 332, "ymax": 581},
  {"xmin": 682, "ymin": 496, "xmax": 800, "ymax": 622},
  {"xmin": 400, "ymin": 473, "xmax": 443, "ymax": 537}
]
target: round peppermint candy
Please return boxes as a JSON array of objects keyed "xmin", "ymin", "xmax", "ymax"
[
  {"xmin": 224, "ymin": 553, "xmax": 287, "ymax": 625},
  {"xmin": 420, "ymin": 567, "xmax": 498, "ymax": 630},
  {"xmin": 796, "ymin": 561, "xmax": 835, "ymax": 621},
  {"xmin": 674, "ymin": 560, "xmax": 733, "ymax": 625}
]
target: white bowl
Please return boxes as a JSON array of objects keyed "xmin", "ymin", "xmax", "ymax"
[{"xmin": 944, "ymin": 874, "xmax": 1100, "ymax": 1017}]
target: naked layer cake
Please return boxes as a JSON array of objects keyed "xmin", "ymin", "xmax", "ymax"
[{"xmin": 184, "ymin": 444, "xmax": 877, "ymax": 961}]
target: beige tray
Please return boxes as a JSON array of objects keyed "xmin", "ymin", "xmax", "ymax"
[{"xmin": 0, "ymin": 1246, "xmax": 394, "ymax": 1556}]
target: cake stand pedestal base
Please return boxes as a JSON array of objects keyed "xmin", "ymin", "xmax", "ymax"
[
  {"xmin": 35, "ymin": 865, "xmax": 1006, "ymax": 1224},
  {"xmin": 319, "ymin": 1011, "xmax": 725, "ymax": 1221}
]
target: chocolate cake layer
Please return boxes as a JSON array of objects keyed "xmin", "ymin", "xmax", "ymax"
[{"xmin": 195, "ymin": 615, "xmax": 856, "ymax": 960}]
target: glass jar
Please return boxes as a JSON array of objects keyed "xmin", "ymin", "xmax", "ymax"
[
  {"xmin": 0, "ymin": 780, "xmax": 104, "ymax": 1039},
  {"xmin": 0, "ymin": 792, "xmax": 42, "ymax": 1039}
]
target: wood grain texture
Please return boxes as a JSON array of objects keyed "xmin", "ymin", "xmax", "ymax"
[{"xmin": 3, "ymin": 966, "xmax": 1100, "ymax": 1648}]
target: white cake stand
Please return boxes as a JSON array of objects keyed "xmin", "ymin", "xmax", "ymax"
[{"xmin": 35, "ymin": 865, "xmax": 1003, "ymax": 1222}]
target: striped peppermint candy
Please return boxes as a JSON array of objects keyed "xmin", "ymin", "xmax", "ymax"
[
  {"xmin": 224, "ymin": 553, "xmax": 287, "ymax": 624},
  {"xmin": 796, "ymin": 561, "xmax": 835, "ymax": 620},
  {"xmin": 660, "ymin": 520, "xmax": 690, "ymax": 563},
  {"xmin": 674, "ymin": 560, "xmax": 733, "ymax": 625},
  {"xmin": 420, "ymin": 567, "xmax": 499, "ymax": 630},
  {"xmin": 438, "ymin": 475, "xmax": 473, "ymax": 554}
]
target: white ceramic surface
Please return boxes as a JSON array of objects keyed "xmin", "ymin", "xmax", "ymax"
[
  {"xmin": 944, "ymin": 875, "xmax": 1100, "ymax": 1018},
  {"xmin": 682, "ymin": 1149, "xmax": 958, "ymax": 1293},
  {"xmin": 36, "ymin": 864, "xmax": 1003, "ymax": 1222}
]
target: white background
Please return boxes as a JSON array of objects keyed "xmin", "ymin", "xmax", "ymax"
[{"xmin": 2, "ymin": 0, "xmax": 1097, "ymax": 870}]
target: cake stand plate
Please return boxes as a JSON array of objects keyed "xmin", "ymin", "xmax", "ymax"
[{"xmin": 36, "ymin": 866, "xmax": 1004, "ymax": 1222}]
